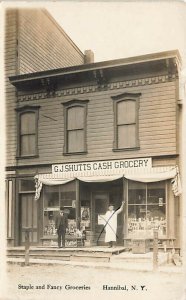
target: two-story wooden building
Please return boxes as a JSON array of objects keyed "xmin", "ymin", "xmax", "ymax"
[{"xmin": 6, "ymin": 43, "xmax": 182, "ymax": 249}]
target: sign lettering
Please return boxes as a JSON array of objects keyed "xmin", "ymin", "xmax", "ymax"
[{"xmin": 52, "ymin": 158, "xmax": 152, "ymax": 176}]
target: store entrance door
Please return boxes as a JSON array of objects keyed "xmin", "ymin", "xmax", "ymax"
[
  {"xmin": 19, "ymin": 194, "xmax": 38, "ymax": 245},
  {"xmin": 92, "ymin": 192, "xmax": 109, "ymax": 245}
]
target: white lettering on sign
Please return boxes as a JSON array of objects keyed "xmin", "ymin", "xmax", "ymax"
[{"xmin": 52, "ymin": 158, "xmax": 152, "ymax": 177}]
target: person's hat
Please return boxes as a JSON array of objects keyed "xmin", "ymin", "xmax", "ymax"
[
  {"xmin": 60, "ymin": 206, "xmax": 65, "ymax": 211},
  {"xmin": 108, "ymin": 203, "xmax": 114, "ymax": 207}
]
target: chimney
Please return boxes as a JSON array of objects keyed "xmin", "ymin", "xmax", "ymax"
[{"xmin": 84, "ymin": 50, "xmax": 94, "ymax": 64}]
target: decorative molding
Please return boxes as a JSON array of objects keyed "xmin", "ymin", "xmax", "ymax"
[{"xmin": 17, "ymin": 74, "xmax": 177, "ymax": 102}]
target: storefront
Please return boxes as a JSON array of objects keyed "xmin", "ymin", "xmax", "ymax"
[
  {"xmin": 29, "ymin": 158, "xmax": 181, "ymax": 248},
  {"xmin": 6, "ymin": 50, "xmax": 182, "ymax": 251}
]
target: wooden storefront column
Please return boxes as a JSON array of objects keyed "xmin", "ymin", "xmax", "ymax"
[
  {"xmin": 123, "ymin": 177, "xmax": 128, "ymax": 240},
  {"xmin": 76, "ymin": 179, "xmax": 80, "ymax": 230}
]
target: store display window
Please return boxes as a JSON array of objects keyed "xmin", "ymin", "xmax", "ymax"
[
  {"xmin": 128, "ymin": 181, "xmax": 166, "ymax": 238},
  {"xmin": 43, "ymin": 181, "xmax": 76, "ymax": 237},
  {"xmin": 80, "ymin": 200, "xmax": 91, "ymax": 231}
]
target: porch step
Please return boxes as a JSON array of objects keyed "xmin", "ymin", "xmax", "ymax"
[
  {"xmin": 70, "ymin": 254, "xmax": 111, "ymax": 262},
  {"xmin": 6, "ymin": 246, "xmax": 126, "ymax": 263},
  {"xmin": 110, "ymin": 251, "xmax": 169, "ymax": 266}
]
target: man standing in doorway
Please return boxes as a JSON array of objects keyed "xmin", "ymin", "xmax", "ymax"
[
  {"xmin": 104, "ymin": 201, "xmax": 125, "ymax": 247},
  {"xmin": 55, "ymin": 207, "xmax": 68, "ymax": 248}
]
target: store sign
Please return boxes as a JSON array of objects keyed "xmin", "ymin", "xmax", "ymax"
[{"xmin": 52, "ymin": 158, "xmax": 152, "ymax": 176}]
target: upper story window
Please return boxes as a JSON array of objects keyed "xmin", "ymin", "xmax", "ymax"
[
  {"xmin": 16, "ymin": 106, "xmax": 40, "ymax": 158},
  {"xmin": 112, "ymin": 93, "xmax": 141, "ymax": 150},
  {"xmin": 63, "ymin": 100, "xmax": 89, "ymax": 154}
]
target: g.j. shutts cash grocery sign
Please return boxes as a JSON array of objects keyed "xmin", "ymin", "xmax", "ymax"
[{"xmin": 52, "ymin": 158, "xmax": 152, "ymax": 176}]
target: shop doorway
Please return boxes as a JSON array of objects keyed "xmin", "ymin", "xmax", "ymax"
[
  {"xmin": 19, "ymin": 194, "xmax": 38, "ymax": 245},
  {"xmin": 91, "ymin": 182, "xmax": 124, "ymax": 245},
  {"xmin": 92, "ymin": 192, "xmax": 109, "ymax": 245}
]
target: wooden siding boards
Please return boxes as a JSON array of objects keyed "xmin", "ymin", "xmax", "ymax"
[
  {"xmin": 5, "ymin": 10, "xmax": 18, "ymax": 167},
  {"xmin": 6, "ymin": 79, "xmax": 178, "ymax": 168},
  {"xmin": 17, "ymin": 9, "xmax": 84, "ymax": 74}
]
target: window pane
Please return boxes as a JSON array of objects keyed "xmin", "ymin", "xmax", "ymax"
[
  {"xmin": 21, "ymin": 112, "xmax": 36, "ymax": 134},
  {"xmin": 68, "ymin": 130, "xmax": 84, "ymax": 152},
  {"xmin": 67, "ymin": 106, "xmax": 84, "ymax": 130},
  {"xmin": 128, "ymin": 181, "xmax": 146, "ymax": 204},
  {"xmin": 59, "ymin": 180, "xmax": 76, "ymax": 193},
  {"xmin": 44, "ymin": 185, "xmax": 59, "ymax": 208},
  {"xmin": 117, "ymin": 100, "xmax": 136, "ymax": 125},
  {"xmin": 118, "ymin": 124, "xmax": 136, "ymax": 148},
  {"xmin": 147, "ymin": 182, "xmax": 166, "ymax": 204},
  {"xmin": 128, "ymin": 205, "xmax": 146, "ymax": 220},
  {"xmin": 21, "ymin": 135, "xmax": 36, "ymax": 156},
  {"xmin": 19, "ymin": 179, "xmax": 35, "ymax": 192}
]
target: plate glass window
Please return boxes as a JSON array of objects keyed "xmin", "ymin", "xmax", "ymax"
[{"xmin": 128, "ymin": 181, "xmax": 166, "ymax": 238}]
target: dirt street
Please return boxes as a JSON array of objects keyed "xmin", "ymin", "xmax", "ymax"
[{"xmin": 2, "ymin": 263, "xmax": 186, "ymax": 300}]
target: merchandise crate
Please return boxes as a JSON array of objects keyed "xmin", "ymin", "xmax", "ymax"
[{"xmin": 132, "ymin": 239, "xmax": 150, "ymax": 254}]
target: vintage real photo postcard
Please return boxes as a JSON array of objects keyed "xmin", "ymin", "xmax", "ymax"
[{"xmin": 0, "ymin": 1, "xmax": 186, "ymax": 300}]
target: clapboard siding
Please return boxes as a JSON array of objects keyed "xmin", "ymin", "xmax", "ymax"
[
  {"xmin": 8, "ymin": 78, "xmax": 177, "ymax": 168},
  {"xmin": 18, "ymin": 9, "xmax": 84, "ymax": 74},
  {"xmin": 5, "ymin": 10, "xmax": 18, "ymax": 167}
]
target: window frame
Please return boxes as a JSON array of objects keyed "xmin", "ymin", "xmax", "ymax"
[
  {"xmin": 16, "ymin": 105, "xmax": 40, "ymax": 158},
  {"xmin": 62, "ymin": 99, "xmax": 89, "ymax": 155},
  {"xmin": 112, "ymin": 92, "xmax": 141, "ymax": 151},
  {"xmin": 127, "ymin": 180, "xmax": 167, "ymax": 238}
]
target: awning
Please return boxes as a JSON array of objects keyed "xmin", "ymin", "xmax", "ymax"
[
  {"xmin": 77, "ymin": 175, "xmax": 123, "ymax": 182},
  {"xmin": 34, "ymin": 166, "xmax": 181, "ymax": 200},
  {"xmin": 125, "ymin": 167, "xmax": 177, "ymax": 183}
]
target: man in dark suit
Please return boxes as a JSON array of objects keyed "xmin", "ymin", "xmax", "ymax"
[{"xmin": 55, "ymin": 207, "xmax": 68, "ymax": 248}]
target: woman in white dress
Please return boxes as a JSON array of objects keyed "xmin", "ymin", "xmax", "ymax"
[{"xmin": 104, "ymin": 201, "xmax": 125, "ymax": 247}]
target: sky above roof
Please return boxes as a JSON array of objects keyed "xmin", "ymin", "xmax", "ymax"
[
  {"xmin": 2, "ymin": 1, "xmax": 186, "ymax": 66},
  {"xmin": 47, "ymin": 2, "xmax": 186, "ymax": 66}
]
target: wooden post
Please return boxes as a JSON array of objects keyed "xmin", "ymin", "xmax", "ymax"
[
  {"xmin": 25, "ymin": 228, "xmax": 30, "ymax": 266},
  {"xmin": 153, "ymin": 229, "xmax": 158, "ymax": 271},
  {"xmin": 76, "ymin": 179, "xmax": 80, "ymax": 230},
  {"xmin": 123, "ymin": 177, "xmax": 127, "ymax": 246}
]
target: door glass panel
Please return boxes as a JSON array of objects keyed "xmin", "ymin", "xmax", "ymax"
[
  {"xmin": 21, "ymin": 196, "xmax": 27, "ymax": 227},
  {"xmin": 22, "ymin": 232, "xmax": 25, "ymax": 243},
  {"xmin": 27, "ymin": 196, "xmax": 32, "ymax": 227},
  {"xmin": 33, "ymin": 232, "xmax": 38, "ymax": 243},
  {"xmin": 33, "ymin": 198, "xmax": 38, "ymax": 227}
]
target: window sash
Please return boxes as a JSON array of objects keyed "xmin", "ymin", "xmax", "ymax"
[
  {"xmin": 112, "ymin": 94, "xmax": 140, "ymax": 150},
  {"xmin": 63, "ymin": 100, "xmax": 88, "ymax": 154},
  {"xmin": 117, "ymin": 123, "xmax": 137, "ymax": 149},
  {"xmin": 117, "ymin": 100, "xmax": 136, "ymax": 125},
  {"xmin": 20, "ymin": 112, "xmax": 36, "ymax": 134},
  {"xmin": 20, "ymin": 134, "xmax": 36, "ymax": 156},
  {"xmin": 67, "ymin": 106, "xmax": 84, "ymax": 130},
  {"xmin": 67, "ymin": 129, "xmax": 85, "ymax": 153}
]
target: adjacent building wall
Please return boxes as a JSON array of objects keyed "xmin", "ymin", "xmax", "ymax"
[{"xmin": 17, "ymin": 9, "xmax": 84, "ymax": 74}]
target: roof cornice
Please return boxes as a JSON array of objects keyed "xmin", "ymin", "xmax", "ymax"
[{"xmin": 9, "ymin": 50, "xmax": 181, "ymax": 87}]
